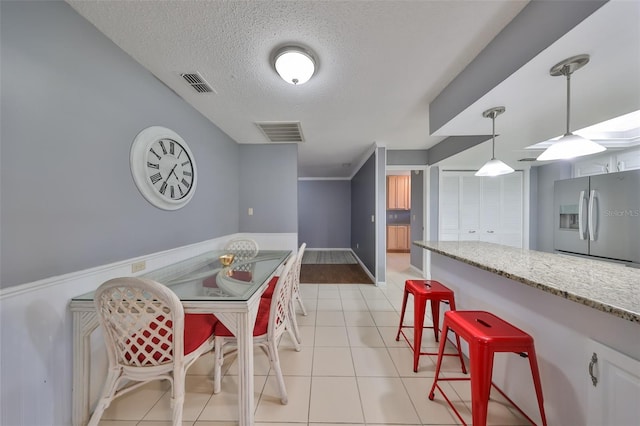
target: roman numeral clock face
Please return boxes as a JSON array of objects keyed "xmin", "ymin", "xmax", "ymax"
[{"xmin": 130, "ymin": 126, "xmax": 197, "ymax": 210}]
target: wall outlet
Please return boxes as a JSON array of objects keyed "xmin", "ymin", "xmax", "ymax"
[
  {"xmin": 248, "ymin": 207, "xmax": 254, "ymax": 216},
  {"xmin": 356, "ymin": 243, "xmax": 359, "ymax": 249},
  {"xmin": 371, "ymin": 215, "xmax": 375, "ymax": 222},
  {"xmin": 131, "ymin": 261, "xmax": 146, "ymax": 273}
]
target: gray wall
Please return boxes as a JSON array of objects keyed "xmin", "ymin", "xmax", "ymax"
[
  {"xmin": 375, "ymin": 147, "xmax": 386, "ymax": 283},
  {"xmin": 429, "ymin": 166, "xmax": 440, "ymax": 242},
  {"xmin": 534, "ymin": 162, "xmax": 572, "ymax": 252},
  {"xmin": 351, "ymin": 153, "xmax": 376, "ymax": 275},
  {"xmin": 238, "ymin": 143, "xmax": 298, "ymax": 233},
  {"xmin": 387, "ymin": 150, "xmax": 428, "ymax": 166},
  {"xmin": 410, "ymin": 171, "xmax": 424, "ymax": 270},
  {"xmin": 529, "ymin": 167, "xmax": 539, "ymax": 250},
  {"xmin": 298, "ymin": 180, "xmax": 351, "ymax": 248},
  {"xmin": 0, "ymin": 1, "xmax": 293, "ymax": 288}
]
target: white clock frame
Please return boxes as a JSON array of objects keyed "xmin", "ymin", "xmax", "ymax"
[{"xmin": 130, "ymin": 126, "xmax": 197, "ymax": 210}]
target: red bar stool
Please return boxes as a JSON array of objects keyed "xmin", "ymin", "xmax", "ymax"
[
  {"xmin": 429, "ymin": 311, "xmax": 547, "ymax": 426},
  {"xmin": 395, "ymin": 279, "xmax": 466, "ymax": 373}
]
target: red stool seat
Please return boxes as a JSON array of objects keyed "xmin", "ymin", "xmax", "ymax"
[
  {"xmin": 395, "ymin": 280, "xmax": 466, "ymax": 373},
  {"xmin": 429, "ymin": 311, "xmax": 547, "ymax": 426}
]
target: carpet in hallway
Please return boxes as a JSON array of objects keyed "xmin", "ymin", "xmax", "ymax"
[{"xmin": 300, "ymin": 263, "xmax": 373, "ymax": 284}]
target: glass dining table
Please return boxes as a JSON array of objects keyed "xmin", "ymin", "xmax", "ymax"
[{"xmin": 70, "ymin": 249, "xmax": 291, "ymax": 426}]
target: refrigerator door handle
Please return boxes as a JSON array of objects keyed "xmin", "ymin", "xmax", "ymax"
[
  {"xmin": 588, "ymin": 189, "xmax": 598, "ymax": 241},
  {"xmin": 579, "ymin": 190, "xmax": 588, "ymax": 240}
]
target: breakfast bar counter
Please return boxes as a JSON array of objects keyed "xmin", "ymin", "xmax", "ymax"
[
  {"xmin": 414, "ymin": 241, "xmax": 640, "ymax": 323},
  {"xmin": 414, "ymin": 240, "xmax": 639, "ymax": 426}
]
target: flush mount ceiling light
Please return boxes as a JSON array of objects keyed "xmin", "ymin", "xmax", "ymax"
[
  {"xmin": 537, "ymin": 54, "xmax": 606, "ymax": 161},
  {"xmin": 475, "ymin": 106, "xmax": 515, "ymax": 177},
  {"xmin": 272, "ymin": 45, "xmax": 316, "ymax": 85}
]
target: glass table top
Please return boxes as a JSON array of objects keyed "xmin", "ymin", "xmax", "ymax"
[{"xmin": 72, "ymin": 250, "xmax": 291, "ymax": 302}]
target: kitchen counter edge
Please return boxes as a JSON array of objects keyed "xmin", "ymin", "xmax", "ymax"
[{"xmin": 414, "ymin": 241, "xmax": 640, "ymax": 324}]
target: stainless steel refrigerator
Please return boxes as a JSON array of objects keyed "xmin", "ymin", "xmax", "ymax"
[{"xmin": 553, "ymin": 169, "xmax": 640, "ymax": 265}]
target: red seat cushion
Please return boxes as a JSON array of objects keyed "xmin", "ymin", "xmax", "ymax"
[
  {"xmin": 214, "ymin": 297, "xmax": 271, "ymax": 337},
  {"xmin": 184, "ymin": 313, "xmax": 218, "ymax": 354},
  {"xmin": 261, "ymin": 276, "xmax": 279, "ymax": 299},
  {"xmin": 125, "ymin": 314, "xmax": 217, "ymax": 364}
]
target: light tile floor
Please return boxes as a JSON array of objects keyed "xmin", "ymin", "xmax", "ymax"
[{"xmin": 97, "ymin": 253, "xmax": 532, "ymax": 425}]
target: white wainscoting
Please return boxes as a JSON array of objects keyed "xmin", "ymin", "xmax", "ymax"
[{"xmin": 0, "ymin": 232, "xmax": 297, "ymax": 426}]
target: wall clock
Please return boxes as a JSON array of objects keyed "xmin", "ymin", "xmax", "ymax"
[{"xmin": 130, "ymin": 126, "xmax": 197, "ymax": 210}]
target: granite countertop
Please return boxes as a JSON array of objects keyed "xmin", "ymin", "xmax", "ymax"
[{"xmin": 414, "ymin": 241, "xmax": 640, "ymax": 324}]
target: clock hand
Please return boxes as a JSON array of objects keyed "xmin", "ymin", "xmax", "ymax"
[
  {"xmin": 169, "ymin": 167, "xmax": 179, "ymax": 181},
  {"xmin": 164, "ymin": 164, "xmax": 178, "ymax": 184}
]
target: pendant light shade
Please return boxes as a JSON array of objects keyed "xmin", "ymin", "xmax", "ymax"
[
  {"xmin": 475, "ymin": 107, "xmax": 514, "ymax": 177},
  {"xmin": 273, "ymin": 46, "xmax": 316, "ymax": 85},
  {"xmin": 537, "ymin": 54, "xmax": 606, "ymax": 161}
]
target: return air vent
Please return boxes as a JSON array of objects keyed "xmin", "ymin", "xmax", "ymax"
[
  {"xmin": 180, "ymin": 72, "xmax": 215, "ymax": 93},
  {"xmin": 256, "ymin": 121, "xmax": 305, "ymax": 143},
  {"xmin": 518, "ymin": 157, "xmax": 538, "ymax": 162}
]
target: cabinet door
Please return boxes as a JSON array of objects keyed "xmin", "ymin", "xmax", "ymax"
[
  {"xmin": 439, "ymin": 171, "xmax": 523, "ymax": 247},
  {"xmin": 387, "ymin": 225, "xmax": 397, "ymax": 250},
  {"xmin": 440, "ymin": 175, "xmax": 460, "ymax": 236},
  {"xmin": 586, "ymin": 340, "xmax": 640, "ymax": 426},
  {"xmin": 480, "ymin": 177, "xmax": 501, "ymax": 243},
  {"xmin": 460, "ymin": 175, "xmax": 481, "ymax": 240},
  {"xmin": 398, "ymin": 176, "xmax": 410, "ymax": 210},
  {"xmin": 573, "ymin": 154, "xmax": 612, "ymax": 177},
  {"xmin": 398, "ymin": 225, "xmax": 409, "ymax": 250},
  {"xmin": 615, "ymin": 147, "xmax": 640, "ymax": 171},
  {"xmin": 387, "ymin": 176, "xmax": 398, "ymax": 209}
]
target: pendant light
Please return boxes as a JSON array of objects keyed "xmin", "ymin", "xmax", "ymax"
[
  {"xmin": 475, "ymin": 106, "xmax": 514, "ymax": 177},
  {"xmin": 537, "ymin": 54, "xmax": 606, "ymax": 161}
]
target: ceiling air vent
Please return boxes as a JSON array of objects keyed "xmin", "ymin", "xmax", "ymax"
[
  {"xmin": 518, "ymin": 158, "xmax": 538, "ymax": 162},
  {"xmin": 180, "ymin": 72, "xmax": 215, "ymax": 93},
  {"xmin": 256, "ymin": 121, "xmax": 305, "ymax": 143}
]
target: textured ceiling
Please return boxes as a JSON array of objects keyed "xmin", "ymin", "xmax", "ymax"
[{"xmin": 66, "ymin": 0, "xmax": 639, "ymax": 177}]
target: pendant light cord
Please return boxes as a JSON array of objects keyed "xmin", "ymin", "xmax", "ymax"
[
  {"xmin": 565, "ymin": 66, "xmax": 571, "ymax": 136},
  {"xmin": 491, "ymin": 112, "xmax": 496, "ymax": 159}
]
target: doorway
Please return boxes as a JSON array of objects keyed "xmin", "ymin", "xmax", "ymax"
[{"xmin": 385, "ymin": 168, "xmax": 425, "ymax": 275}]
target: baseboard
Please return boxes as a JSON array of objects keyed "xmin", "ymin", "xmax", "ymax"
[{"xmin": 349, "ymin": 249, "xmax": 377, "ymax": 285}]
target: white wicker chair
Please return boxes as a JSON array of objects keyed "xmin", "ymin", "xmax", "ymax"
[
  {"xmin": 224, "ymin": 238, "xmax": 259, "ymax": 274},
  {"xmin": 289, "ymin": 243, "xmax": 307, "ymax": 344},
  {"xmin": 212, "ymin": 255, "xmax": 299, "ymax": 403},
  {"xmin": 88, "ymin": 277, "xmax": 217, "ymax": 426},
  {"xmin": 224, "ymin": 238, "xmax": 259, "ymax": 260}
]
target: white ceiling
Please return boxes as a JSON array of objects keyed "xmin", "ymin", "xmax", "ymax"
[{"xmin": 66, "ymin": 0, "xmax": 639, "ymax": 177}]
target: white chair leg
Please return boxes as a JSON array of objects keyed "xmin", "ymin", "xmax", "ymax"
[
  {"xmin": 295, "ymin": 291, "xmax": 307, "ymax": 316},
  {"xmin": 171, "ymin": 372, "xmax": 185, "ymax": 426},
  {"xmin": 213, "ymin": 336, "xmax": 224, "ymax": 394},
  {"xmin": 289, "ymin": 300, "xmax": 302, "ymax": 346},
  {"xmin": 87, "ymin": 368, "xmax": 121, "ymax": 426},
  {"xmin": 287, "ymin": 324, "xmax": 301, "ymax": 352},
  {"xmin": 267, "ymin": 339, "xmax": 288, "ymax": 405}
]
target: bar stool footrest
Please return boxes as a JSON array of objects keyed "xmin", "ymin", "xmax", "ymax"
[{"xmin": 429, "ymin": 377, "xmax": 542, "ymax": 426}]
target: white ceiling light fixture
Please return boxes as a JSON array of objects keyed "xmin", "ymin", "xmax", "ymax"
[
  {"xmin": 476, "ymin": 106, "xmax": 515, "ymax": 177},
  {"xmin": 272, "ymin": 45, "xmax": 316, "ymax": 85},
  {"xmin": 537, "ymin": 54, "xmax": 606, "ymax": 161}
]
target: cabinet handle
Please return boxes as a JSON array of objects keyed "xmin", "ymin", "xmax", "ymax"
[
  {"xmin": 487, "ymin": 230, "xmax": 494, "ymax": 234},
  {"xmin": 468, "ymin": 230, "xmax": 476, "ymax": 234},
  {"xmin": 588, "ymin": 352, "xmax": 598, "ymax": 387}
]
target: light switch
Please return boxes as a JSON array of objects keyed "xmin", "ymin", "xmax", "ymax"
[
  {"xmin": 371, "ymin": 215, "xmax": 375, "ymax": 222},
  {"xmin": 248, "ymin": 207, "xmax": 254, "ymax": 216}
]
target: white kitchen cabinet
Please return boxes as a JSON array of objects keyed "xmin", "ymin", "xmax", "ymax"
[
  {"xmin": 438, "ymin": 171, "xmax": 523, "ymax": 247},
  {"xmin": 615, "ymin": 147, "xmax": 640, "ymax": 171},
  {"xmin": 586, "ymin": 339, "xmax": 640, "ymax": 426},
  {"xmin": 573, "ymin": 147, "xmax": 640, "ymax": 177}
]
